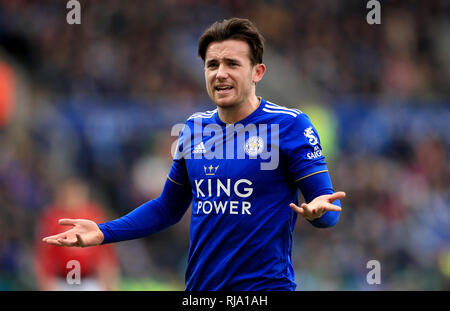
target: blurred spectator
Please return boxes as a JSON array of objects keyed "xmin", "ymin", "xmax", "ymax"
[{"xmin": 34, "ymin": 177, "xmax": 119, "ymax": 290}]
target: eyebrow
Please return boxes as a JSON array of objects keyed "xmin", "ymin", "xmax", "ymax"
[{"xmin": 205, "ymin": 58, "xmax": 242, "ymax": 65}]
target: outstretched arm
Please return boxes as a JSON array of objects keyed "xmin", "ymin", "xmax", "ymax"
[
  {"xmin": 42, "ymin": 178, "xmax": 192, "ymax": 247},
  {"xmin": 99, "ymin": 177, "xmax": 192, "ymax": 244},
  {"xmin": 290, "ymin": 171, "xmax": 345, "ymax": 228}
]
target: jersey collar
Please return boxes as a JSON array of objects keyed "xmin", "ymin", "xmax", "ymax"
[{"xmin": 214, "ymin": 96, "xmax": 266, "ymax": 127}]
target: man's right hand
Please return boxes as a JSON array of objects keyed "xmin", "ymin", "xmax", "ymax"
[{"xmin": 42, "ymin": 219, "xmax": 104, "ymax": 247}]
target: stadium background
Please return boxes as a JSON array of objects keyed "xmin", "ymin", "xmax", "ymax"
[{"xmin": 0, "ymin": 0, "xmax": 449, "ymax": 290}]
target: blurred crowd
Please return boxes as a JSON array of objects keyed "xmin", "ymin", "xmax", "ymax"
[
  {"xmin": 0, "ymin": 0, "xmax": 449, "ymax": 290},
  {"xmin": 0, "ymin": 0, "xmax": 448, "ymax": 100}
]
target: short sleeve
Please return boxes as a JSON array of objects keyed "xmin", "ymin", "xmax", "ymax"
[{"xmin": 281, "ymin": 114, "xmax": 328, "ymax": 182}]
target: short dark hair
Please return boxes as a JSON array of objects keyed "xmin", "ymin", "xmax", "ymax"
[{"xmin": 198, "ymin": 18, "xmax": 264, "ymax": 66}]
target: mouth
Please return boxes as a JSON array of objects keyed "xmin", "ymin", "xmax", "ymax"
[{"xmin": 214, "ymin": 85, "xmax": 234, "ymax": 94}]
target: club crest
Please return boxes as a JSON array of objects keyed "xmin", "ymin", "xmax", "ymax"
[{"xmin": 244, "ymin": 136, "xmax": 264, "ymax": 157}]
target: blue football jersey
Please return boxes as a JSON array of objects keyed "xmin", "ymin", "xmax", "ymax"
[{"xmin": 168, "ymin": 97, "xmax": 328, "ymax": 290}]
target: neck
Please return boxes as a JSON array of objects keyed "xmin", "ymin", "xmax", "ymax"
[{"xmin": 217, "ymin": 95, "xmax": 261, "ymax": 124}]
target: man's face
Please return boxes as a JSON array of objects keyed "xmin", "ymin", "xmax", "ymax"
[{"xmin": 204, "ymin": 39, "xmax": 262, "ymax": 109}]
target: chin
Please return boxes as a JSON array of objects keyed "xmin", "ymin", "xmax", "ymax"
[{"xmin": 214, "ymin": 96, "xmax": 239, "ymax": 108}]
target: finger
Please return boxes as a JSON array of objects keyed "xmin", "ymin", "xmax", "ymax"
[
  {"xmin": 42, "ymin": 232, "xmax": 69, "ymax": 241},
  {"xmin": 43, "ymin": 238, "xmax": 63, "ymax": 246},
  {"xmin": 326, "ymin": 191, "xmax": 346, "ymax": 203},
  {"xmin": 301, "ymin": 203, "xmax": 312, "ymax": 213},
  {"xmin": 289, "ymin": 203, "xmax": 305, "ymax": 215},
  {"xmin": 42, "ymin": 235, "xmax": 55, "ymax": 241},
  {"xmin": 311, "ymin": 204, "xmax": 341, "ymax": 214},
  {"xmin": 300, "ymin": 203, "xmax": 314, "ymax": 213},
  {"xmin": 57, "ymin": 237, "xmax": 79, "ymax": 247},
  {"xmin": 58, "ymin": 219, "xmax": 78, "ymax": 226},
  {"xmin": 323, "ymin": 203, "xmax": 342, "ymax": 212}
]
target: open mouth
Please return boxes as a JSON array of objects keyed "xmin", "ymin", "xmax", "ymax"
[{"xmin": 215, "ymin": 85, "xmax": 234, "ymax": 93}]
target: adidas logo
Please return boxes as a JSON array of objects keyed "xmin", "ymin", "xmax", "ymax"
[{"xmin": 193, "ymin": 142, "xmax": 206, "ymax": 154}]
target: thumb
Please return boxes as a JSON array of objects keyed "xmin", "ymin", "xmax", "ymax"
[
  {"xmin": 58, "ymin": 218, "xmax": 78, "ymax": 226},
  {"xmin": 327, "ymin": 191, "xmax": 346, "ymax": 203}
]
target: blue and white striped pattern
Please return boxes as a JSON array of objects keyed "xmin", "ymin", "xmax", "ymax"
[
  {"xmin": 188, "ymin": 109, "xmax": 218, "ymax": 120},
  {"xmin": 262, "ymin": 101, "xmax": 302, "ymax": 118}
]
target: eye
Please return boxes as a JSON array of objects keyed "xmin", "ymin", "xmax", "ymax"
[{"xmin": 207, "ymin": 62, "xmax": 218, "ymax": 68}]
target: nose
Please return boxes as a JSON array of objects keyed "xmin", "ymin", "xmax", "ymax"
[{"xmin": 216, "ymin": 63, "xmax": 228, "ymax": 80}]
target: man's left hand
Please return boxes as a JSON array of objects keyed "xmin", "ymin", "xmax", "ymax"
[{"xmin": 289, "ymin": 191, "xmax": 345, "ymax": 221}]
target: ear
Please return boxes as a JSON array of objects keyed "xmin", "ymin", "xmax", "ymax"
[{"xmin": 252, "ymin": 63, "xmax": 266, "ymax": 84}]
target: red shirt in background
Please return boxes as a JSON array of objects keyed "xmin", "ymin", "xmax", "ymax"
[{"xmin": 35, "ymin": 202, "xmax": 118, "ymax": 279}]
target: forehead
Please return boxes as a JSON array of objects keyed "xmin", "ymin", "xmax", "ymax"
[{"xmin": 205, "ymin": 39, "xmax": 251, "ymax": 62}]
